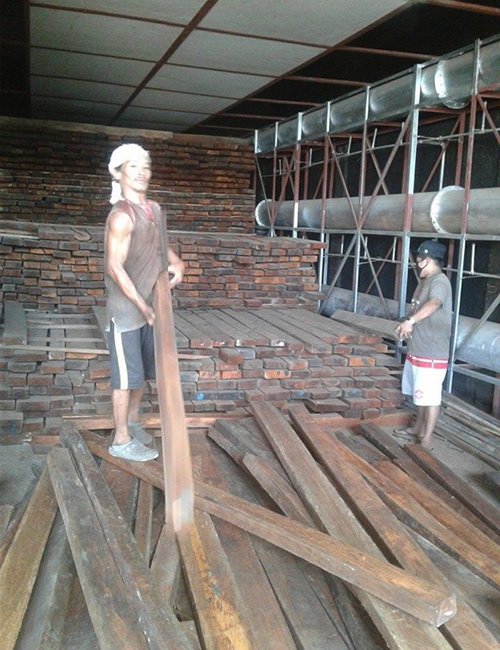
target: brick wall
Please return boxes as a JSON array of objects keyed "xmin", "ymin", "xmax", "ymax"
[
  {"xmin": 0, "ymin": 223, "xmax": 323, "ymax": 311},
  {"xmin": 0, "ymin": 118, "xmax": 255, "ymax": 232}
]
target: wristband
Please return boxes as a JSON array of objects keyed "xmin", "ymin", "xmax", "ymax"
[{"xmin": 407, "ymin": 317, "xmax": 415, "ymax": 326}]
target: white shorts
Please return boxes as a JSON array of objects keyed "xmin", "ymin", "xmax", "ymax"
[{"xmin": 402, "ymin": 355, "xmax": 448, "ymax": 406}]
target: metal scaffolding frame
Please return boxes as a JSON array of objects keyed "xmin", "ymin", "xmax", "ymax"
[{"xmin": 254, "ymin": 36, "xmax": 500, "ymax": 401}]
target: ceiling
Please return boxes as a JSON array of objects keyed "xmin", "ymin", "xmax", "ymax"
[{"xmin": 1, "ymin": 0, "xmax": 500, "ymax": 139}]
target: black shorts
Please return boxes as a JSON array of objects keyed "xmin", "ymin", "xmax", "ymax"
[{"xmin": 107, "ymin": 321, "xmax": 155, "ymax": 389}]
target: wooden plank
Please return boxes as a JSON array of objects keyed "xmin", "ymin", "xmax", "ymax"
[
  {"xmin": 331, "ymin": 310, "xmax": 399, "ymax": 340},
  {"xmin": 134, "ymin": 480, "xmax": 154, "ymax": 561},
  {"xmin": 239, "ymin": 453, "xmax": 368, "ymax": 650},
  {"xmin": 173, "ymin": 311, "xmax": 215, "ymax": 348},
  {"xmin": 305, "ymin": 398, "xmax": 350, "ymax": 413},
  {"xmin": 196, "ymin": 310, "xmax": 268, "ymax": 347},
  {"xmin": 374, "ymin": 460, "xmax": 500, "ymax": 566},
  {"xmin": 180, "ymin": 310, "xmax": 235, "ymax": 347},
  {"xmin": 14, "ymin": 514, "xmax": 75, "ymax": 650},
  {"xmin": 153, "ymin": 276, "xmax": 194, "ymax": 530},
  {"xmin": 0, "ymin": 343, "xmax": 105, "ymax": 356},
  {"xmin": 242, "ymin": 453, "xmax": 312, "ymax": 526},
  {"xmin": 0, "ymin": 504, "xmax": 14, "ymax": 537},
  {"xmin": 415, "ymin": 533, "xmax": 500, "ymax": 632},
  {"xmin": 404, "ymin": 444, "xmax": 500, "ymax": 536},
  {"xmin": 178, "ymin": 510, "xmax": 256, "ymax": 650},
  {"xmin": 60, "ymin": 426, "xmax": 193, "ymax": 649},
  {"xmin": 101, "ymin": 461, "xmax": 139, "ymax": 528},
  {"xmin": 196, "ymin": 431, "xmax": 354, "ymax": 650},
  {"xmin": 223, "ymin": 309, "xmax": 304, "ymax": 349},
  {"xmin": 0, "ymin": 479, "xmax": 38, "ymax": 568},
  {"xmin": 0, "ymin": 468, "xmax": 58, "ymax": 650},
  {"xmin": 334, "ymin": 431, "xmax": 388, "ymax": 464},
  {"xmin": 318, "ymin": 438, "xmax": 498, "ymax": 650},
  {"xmin": 48, "ymin": 317, "xmax": 66, "ymax": 361},
  {"xmin": 47, "ymin": 448, "xmax": 151, "ymax": 650},
  {"xmin": 80, "ymin": 428, "xmax": 457, "ymax": 628},
  {"xmin": 392, "ymin": 455, "xmax": 500, "ymax": 545},
  {"xmin": 358, "ymin": 423, "xmax": 408, "ymax": 460},
  {"xmin": 150, "ymin": 524, "xmax": 182, "ymax": 607},
  {"xmin": 286, "ymin": 308, "xmax": 379, "ymax": 344},
  {"xmin": 65, "ymin": 412, "xmax": 246, "ymax": 432},
  {"xmin": 251, "ymin": 402, "xmax": 456, "ymax": 644},
  {"xmin": 288, "ymin": 401, "xmax": 411, "ymax": 433},
  {"xmin": 3, "ymin": 301, "xmax": 27, "ymax": 345},
  {"xmin": 290, "ymin": 420, "xmax": 500, "ymax": 591},
  {"xmin": 252, "ymin": 308, "xmax": 332, "ymax": 353}
]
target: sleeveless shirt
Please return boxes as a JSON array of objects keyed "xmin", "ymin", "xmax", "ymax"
[{"xmin": 104, "ymin": 199, "xmax": 163, "ymax": 332}]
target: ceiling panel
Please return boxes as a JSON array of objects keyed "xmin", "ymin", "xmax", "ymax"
[
  {"xmin": 120, "ymin": 105, "xmax": 209, "ymax": 125},
  {"xmin": 2, "ymin": 1, "xmax": 499, "ymax": 137},
  {"xmin": 199, "ymin": 0, "xmax": 408, "ymax": 45},
  {"xmin": 32, "ymin": 0, "xmax": 208, "ymax": 24},
  {"xmin": 169, "ymin": 31, "xmax": 325, "ymax": 75},
  {"xmin": 31, "ymin": 97, "xmax": 118, "ymax": 119},
  {"xmin": 149, "ymin": 64, "xmax": 272, "ymax": 99},
  {"xmin": 114, "ymin": 119, "xmax": 197, "ymax": 132},
  {"xmin": 31, "ymin": 77, "xmax": 133, "ymax": 104},
  {"xmin": 131, "ymin": 88, "xmax": 234, "ymax": 113},
  {"xmin": 31, "ymin": 49, "xmax": 152, "ymax": 86},
  {"xmin": 30, "ymin": 8, "xmax": 183, "ymax": 60}
]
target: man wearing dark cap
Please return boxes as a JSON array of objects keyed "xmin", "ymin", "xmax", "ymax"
[{"xmin": 395, "ymin": 240, "xmax": 452, "ymax": 449}]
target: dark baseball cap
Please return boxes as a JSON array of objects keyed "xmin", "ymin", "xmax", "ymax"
[{"xmin": 414, "ymin": 240, "xmax": 447, "ymax": 260}]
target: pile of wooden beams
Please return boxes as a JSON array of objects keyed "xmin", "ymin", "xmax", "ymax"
[
  {"xmin": 1, "ymin": 304, "xmax": 404, "ymax": 435},
  {"xmin": 2, "ymin": 403, "xmax": 498, "ymax": 649}
]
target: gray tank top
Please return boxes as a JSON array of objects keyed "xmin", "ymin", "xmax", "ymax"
[{"xmin": 104, "ymin": 200, "xmax": 163, "ymax": 332}]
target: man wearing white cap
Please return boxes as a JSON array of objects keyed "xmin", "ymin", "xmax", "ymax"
[
  {"xmin": 395, "ymin": 240, "xmax": 453, "ymax": 449},
  {"xmin": 104, "ymin": 143, "xmax": 185, "ymax": 461}
]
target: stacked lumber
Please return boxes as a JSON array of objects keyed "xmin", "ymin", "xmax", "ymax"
[
  {"xmin": 2, "ymin": 305, "xmax": 404, "ymax": 434},
  {"xmin": 5, "ymin": 409, "xmax": 499, "ymax": 649},
  {"xmin": 167, "ymin": 307, "xmax": 404, "ymax": 414},
  {"xmin": 438, "ymin": 394, "xmax": 500, "ymax": 469}
]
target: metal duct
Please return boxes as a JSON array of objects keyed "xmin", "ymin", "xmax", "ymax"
[
  {"xmin": 255, "ymin": 37, "xmax": 500, "ymax": 153},
  {"xmin": 321, "ymin": 287, "xmax": 500, "ymax": 374},
  {"xmin": 255, "ymin": 186, "xmax": 500, "ymax": 235}
]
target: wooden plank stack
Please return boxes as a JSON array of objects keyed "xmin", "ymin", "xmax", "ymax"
[
  {"xmin": 2, "ymin": 406, "xmax": 498, "ymax": 649},
  {"xmin": 1, "ymin": 305, "xmax": 404, "ymax": 435}
]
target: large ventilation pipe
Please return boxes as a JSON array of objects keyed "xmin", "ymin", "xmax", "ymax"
[
  {"xmin": 256, "ymin": 37, "xmax": 500, "ymax": 153},
  {"xmin": 255, "ymin": 186, "xmax": 500, "ymax": 235},
  {"xmin": 321, "ymin": 287, "xmax": 500, "ymax": 374}
]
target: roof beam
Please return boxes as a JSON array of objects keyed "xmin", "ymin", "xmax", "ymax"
[
  {"xmin": 286, "ymin": 76, "xmax": 366, "ymax": 87},
  {"xmin": 338, "ymin": 46, "xmax": 435, "ymax": 61},
  {"xmin": 423, "ymin": 0, "xmax": 500, "ymax": 17}
]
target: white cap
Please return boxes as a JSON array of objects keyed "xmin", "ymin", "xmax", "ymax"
[{"xmin": 108, "ymin": 143, "xmax": 151, "ymax": 204}]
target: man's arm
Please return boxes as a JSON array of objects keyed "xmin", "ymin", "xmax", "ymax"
[
  {"xmin": 167, "ymin": 247, "xmax": 185, "ymax": 288},
  {"xmin": 396, "ymin": 297, "xmax": 442, "ymax": 341},
  {"xmin": 105, "ymin": 210, "xmax": 155, "ymax": 325}
]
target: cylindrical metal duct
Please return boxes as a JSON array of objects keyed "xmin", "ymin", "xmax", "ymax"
[
  {"xmin": 255, "ymin": 186, "xmax": 500, "ymax": 235},
  {"xmin": 320, "ymin": 287, "xmax": 500, "ymax": 373},
  {"xmin": 257, "ymin": 37, "xmax": 500, "ymax": 151}
]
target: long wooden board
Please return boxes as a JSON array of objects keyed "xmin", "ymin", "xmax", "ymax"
[
  {"xmin": 80, "ymin": 429, "xmax": 456, "ymax": 627},
  {"xmin": 289, "ymin": 417, "xmax": 500, "ymax": 591},
  {"xmin": 374, "ymin": 461, "xmax": 500, "ymax": 565},
  {"xmin": 47, "ymin": 448, "xmax": 151, "ymax": 650},
  {"xmin": 314, "ymin": 434, "xmax": 498, "ymax": 650},
  {"xmin": 178, "ymin": 510, "xmax": 255, "ymax": 650},
  {"xmin": 251, "ymin": 402, "xmax": 454, "ymax": 648},
  {"xmin": 60, "ymin": 426, "xmax": 193, "ymax": 649},
  {"xmin": 404, "ymin": 444, "xmax": 500, "ymax": 536},
  {"xmin": 0, "ymin": 468, "xmax": 58, "ymax": 650},
  {"xmin": 3, "ymin": 301, "xmax": 27, "ymax": 345}
]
